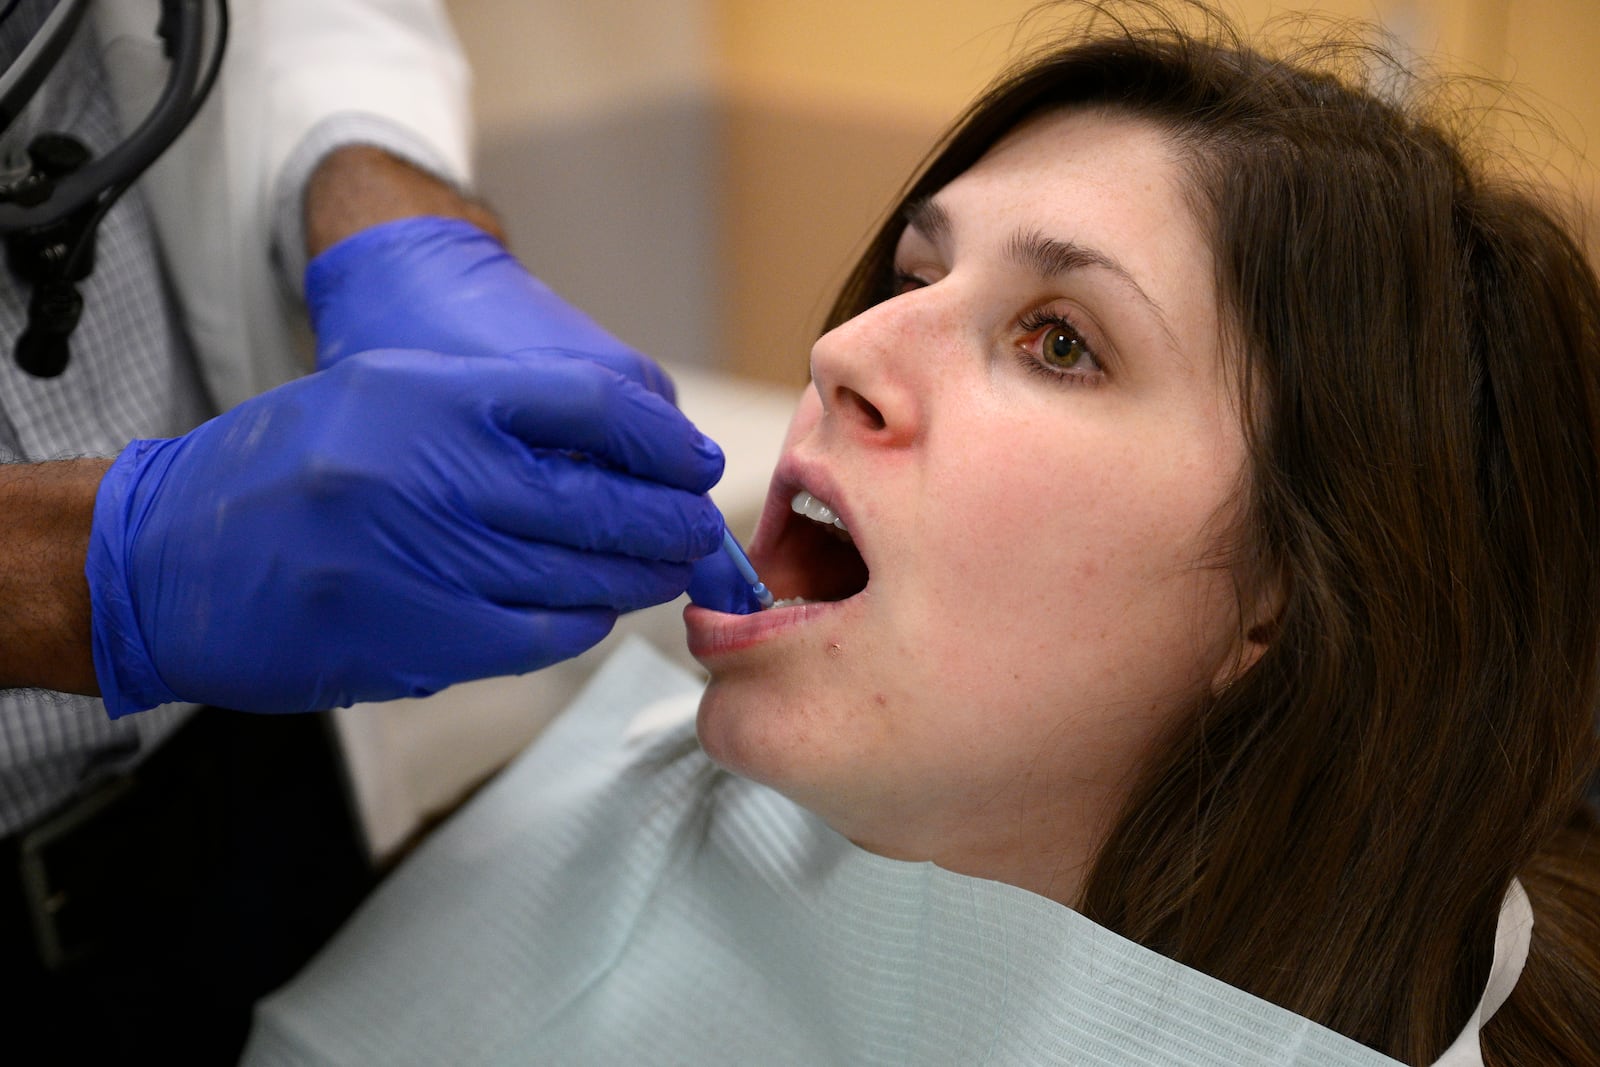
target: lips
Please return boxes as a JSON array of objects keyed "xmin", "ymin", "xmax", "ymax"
[{"xmin": 684, "ymin": 463, "xmax": 873, "ymax": 661}]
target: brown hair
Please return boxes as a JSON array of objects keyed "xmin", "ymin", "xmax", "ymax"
[{"xmin": 825, "ymin": 4, "xmax": 1600, "ymax": 1062}]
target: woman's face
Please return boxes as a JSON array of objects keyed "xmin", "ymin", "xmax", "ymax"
[{"xmin": 685, "ymin": 109, "xmax": 1257, "ymax": 902}]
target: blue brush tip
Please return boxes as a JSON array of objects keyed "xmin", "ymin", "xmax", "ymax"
[{"xmin": 721, "ymin": 528, "xmax": 773, "ymax": 610}]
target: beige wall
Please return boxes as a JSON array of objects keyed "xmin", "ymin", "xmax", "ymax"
[
  {"xmin": 712, "ymin": 0, "xmax": 1042, "ymax": 386},
  {"xmin": 711, "ymin": 0, "xmax": 1600, "ymax": 386},
  {"xmin": 716, "ymin": 1, "xmax": 1047, "ymax": 124},
  {"xmin": 1499, "ymin": 0, "xmax": 1600, "ymax": 249},
  {"xmin": 447, "ymin": 0, "xmax": 713, "ymax": 133}
]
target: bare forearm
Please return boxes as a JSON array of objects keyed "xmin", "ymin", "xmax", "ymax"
[
  {"xmin": 303, "ymin": 144, "xmax": 505, "ymax": 259},
  {"xmin": 0, "ymin": 458, "xmax": 111, "ymax": 693}
]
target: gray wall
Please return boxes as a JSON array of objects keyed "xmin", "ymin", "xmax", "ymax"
[{"xmin": 448, "ymin": 0, "xmax": 723, "ymax": 369}]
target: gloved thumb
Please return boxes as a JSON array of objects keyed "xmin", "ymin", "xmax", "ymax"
[{"xmin": 688, "ymin": 544, "xmax": 763, "ymax": 614}]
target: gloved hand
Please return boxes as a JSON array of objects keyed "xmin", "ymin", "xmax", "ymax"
[
  {"xmin": 688, "ymin": 547, "xmax": 763, "ymax": 614},
  {"xmin": 304, "ymin": 215, "xmax": 677, "ymax": 402},
  {"xmin": 87, "ymin": 349, "xmax": 724, "ymax": 717}
]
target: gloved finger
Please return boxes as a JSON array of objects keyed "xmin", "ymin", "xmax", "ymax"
[
  {"xmin": 500, "ymin": 605, "xmax": 621, "ymax": 674},
  {"xmin": 604, "ymin": 351, "xmax": 676, "ymax": 406},
  {"xmin": 443, "ymin": 531, "xmax": 698, "ymax": 613},
  {"xmin": 348, "ymin": 603, "xmax": 622, "ymax": 704},
  {"xmin": 490, "ymin": 357, "xmax": 724, "ymax": 493},
  {"xmin": 507, "ymin": 551, "xmax": 694, "ymax": 614},
  {"xmin": 512, "ymin": 344, "xmax": 677, "ymax": 407},
  {"xmin": 423, "ymin": 264, "xmax": 679, "ymax": 403},
  {"xmin": 470, "ymin": 452, "xmax": 723, "ymax": 562},
  {"xmin": 688, "ymin": 547, "xmax": 763, "ymax": 614},
  {"xmin": 334, "ymin": 602, "xmax": 621, "ymax": 707},
  {"xmin": 307, "ymin": 218, "xmax": 681, "ymax": 405}
]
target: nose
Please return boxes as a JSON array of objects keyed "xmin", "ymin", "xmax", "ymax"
[{"xmin": 808, "ymin": 293, "xmax": 929, "ymax": 447}]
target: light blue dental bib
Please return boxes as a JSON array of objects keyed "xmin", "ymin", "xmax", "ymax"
[{"xmin": 244, "ymin": 639, "xmax": 1510, "ymax": 1066}]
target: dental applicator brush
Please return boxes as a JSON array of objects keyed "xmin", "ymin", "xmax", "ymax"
[{"xmin": 721, "ymin": 527, "xmax": 775, "ymax": 610}]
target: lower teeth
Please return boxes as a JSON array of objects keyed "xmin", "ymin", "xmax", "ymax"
[{"xmin": 771, "ymin": 597, "xmax": 810, "ymax": 608}]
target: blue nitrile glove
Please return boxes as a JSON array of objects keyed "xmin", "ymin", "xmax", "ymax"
[
  {"xmin": 86, "ymin": 349, "xmax": 725, "ymax": 718},
  {"xmin": 688, "ymin": 545, "xmax": 763, "ymax": 614},
  {"xmin": 305, "ymin": 215, "xmax": 677, "ymax": 402}
]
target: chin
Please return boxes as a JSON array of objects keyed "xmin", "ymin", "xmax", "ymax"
[
  {"xmin": 693, "ymin": 676, "xmax": 779, "ymax": 780},
  {"xmin": 693, "ymin": 674, "xmax": 842, "ymax": 796}
]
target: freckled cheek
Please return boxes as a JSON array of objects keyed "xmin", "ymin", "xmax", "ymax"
[
  {"xmin": 925, "ymin": 463, "xmax": 1216, "ymax": 631},
  {"xmin": 929, "ymin": 472, "xmax": 1120, "ymax": 586}
]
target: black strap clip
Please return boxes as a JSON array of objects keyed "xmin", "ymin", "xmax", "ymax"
[{"xmin": 1, "ymin": 131, "xmax": 98, "ymax": 378}]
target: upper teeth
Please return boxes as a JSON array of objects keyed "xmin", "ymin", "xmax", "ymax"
[{"xmin": 791, "ymin": 490, "xmax": 849, "ymax": 533}]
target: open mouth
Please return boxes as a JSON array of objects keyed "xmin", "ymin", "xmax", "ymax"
[{"xmin": 756, "ymin": 487, "xmax": 871, "ymax": 606}]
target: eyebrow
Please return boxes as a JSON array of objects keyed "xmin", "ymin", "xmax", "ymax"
[
  {"xmin": 902, "ymin": 197, "xmax": 1175, "ymax": 341},
  {"xmin": 904, "ymin": 197, "xmax": 953, "ymax": 246}
]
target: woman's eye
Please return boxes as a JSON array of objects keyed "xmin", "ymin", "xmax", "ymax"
[
  {"xmin": 1040, "ymin": 325, "xmax": 1089, "ymax": 368},
  {"xmin": 1018, "ymin": 310, "xmax": 1104, "ymax": 384},
  {"xmin": 890, "ymin": 269, "xmax": 927, "ymax": 296}
]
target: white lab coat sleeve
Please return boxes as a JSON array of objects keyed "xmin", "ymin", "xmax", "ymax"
[{"xmin": 92, "ymin": 0, "xmax": 474, "ymax": 412}]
